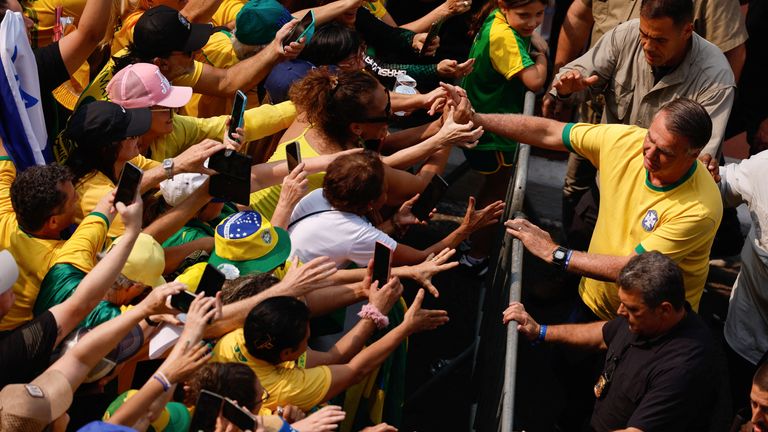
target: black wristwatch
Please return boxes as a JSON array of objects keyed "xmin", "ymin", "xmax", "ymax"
[{"xmin": 552, "ymin": 246, "xmax": 572, "ymax": 270}]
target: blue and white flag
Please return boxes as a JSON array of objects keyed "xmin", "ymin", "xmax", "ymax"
[{"xmin": 0, "ymin": 10, "xmax": 46, "ymax": 169}]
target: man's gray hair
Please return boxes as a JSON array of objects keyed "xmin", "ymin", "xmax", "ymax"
[
  {"xmin": 617, "ymin": 251, "xmax": 686, "ymax": 310},
  {"xmin": 660, "ymin": 98, "xmax": 713, "ymax": 153}
]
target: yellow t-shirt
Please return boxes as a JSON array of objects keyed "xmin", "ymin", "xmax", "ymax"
[
  {"xmin": 75, "ymin": 48, "xmax": 205, "ymax": 110},
  {"xmin": 0, "ymin": 158, "xmax": 110, "ymax": 330},
  {"xmin": 185, "ymin": 31, "xmax": 261, "ymax": 118},
  {"xmin": 210, "ymin": 0, "xmax": 246, "ymax": 27},
  {"xmin": 211, "ymin": 328, "xmax": 331, "ymax": 412},
  {"xmin": 563, "ymin": 123, "xmax": 723, "ymax": 320},
  {"xmin": 22, "ymin": 0, "xmax": 88, "ymax": 48},
  {"xmin": 148, "ymin": 101, "xmax": 297, "ymax": 161},
  {"xmin": 75, "ymin": 155, "xmax": 159, "ymax": 238},
  {"xmin": 249, "ymin": 130, "xmax": 324, "ymax": 219},
  {"xmin": 111, "ymin": 9, "xmax": 142, "ymax": 56}
]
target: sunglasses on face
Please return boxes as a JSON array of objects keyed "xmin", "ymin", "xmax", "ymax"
[{"xmin": 150, "ymin": 107, "xmax": 179, "ymax": 117}]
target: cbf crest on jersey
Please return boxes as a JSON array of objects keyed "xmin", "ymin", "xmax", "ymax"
[{"xmin": 642, "ymin": 209, "xmax": 659, "ymax": 232}]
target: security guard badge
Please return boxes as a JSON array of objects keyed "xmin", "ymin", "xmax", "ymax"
[{"xmin": 594, "ymin": 373, "xmax": 610, "ymax": 399}]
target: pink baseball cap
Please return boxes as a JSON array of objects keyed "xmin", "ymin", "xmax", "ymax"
[{"xmin": 107, "ymin": 63, "xmax": 192, "ymax": 109}]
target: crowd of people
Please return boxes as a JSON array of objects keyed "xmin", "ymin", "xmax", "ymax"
[{"xmin": 0, "ymin": 0, "xmax": 765, "ymax": 430}]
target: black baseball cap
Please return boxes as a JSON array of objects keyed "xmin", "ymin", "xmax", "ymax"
[
  {"xmin": 64, "ymin": 101, "xmax": 152, "ymax": 144},
  {"xmin": 133, "ymin": 5, "xmax": 213, "ymax": 58}
]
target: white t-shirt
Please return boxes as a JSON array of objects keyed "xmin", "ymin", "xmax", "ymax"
[{"xmin": 288, "ymin": 190, "xmax": 397, "ymax": 268}]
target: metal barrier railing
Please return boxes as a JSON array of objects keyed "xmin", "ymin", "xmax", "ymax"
[{"xmin": 471, "ymin": 91, "xmax": 535, "ymax": 432}]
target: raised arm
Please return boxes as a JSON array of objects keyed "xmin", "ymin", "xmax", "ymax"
[
  {"xmin": 141, "ymin": 140, "xmax": 225, "ymax": 194},
  {"xmin": 193, "ymin": 21, "xmax": 303, "ymax": 97},
  {"xmin": 107, "ymin": 295, "xmax": 217, "ymax": 428},
  {"xmin": 392, "ymin": 197, "xmax": 504, "ymax": 265},
  {"xmin": 306, "ymin": 275, "xmax": 403, "ymax": 367},
  {"xmin": 474, "ymin": 112, "xmax": 568, "ymax": 152},
  {"xmin": 48, "ymin": 282, "xmax": 186, "ymax": 391},
  {"xmin": 58, "ymin": 0, "xmax": 114, "ymax": 74},
  {"xmin": 181, "ymin": 0, "xmax": 224, "ymax": 23},
  {"xmin": 554, "ymin": 0, "xmax": 593, "ymax": 72},
  {"xmin": 204, "ymin": 256, "xmax": 338, "ymax": 338},
  {"xmin": 49, "ymin": 196, "xmax": 142, "ymax": 346},
  {"xmin": 323, "ymin": 289, "xmax": 447, "ymax": 400},
  {"xmin": 142, "ymin": 179, "xmax": 213, "ymax": 244}
]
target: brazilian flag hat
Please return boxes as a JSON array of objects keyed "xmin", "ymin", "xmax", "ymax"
[{"xmin": 208, "ymin": 210, "xmax": 291, "ymax": 275}]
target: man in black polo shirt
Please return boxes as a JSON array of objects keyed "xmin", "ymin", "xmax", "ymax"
[{"xmin": 504, "ymin": 251, "xmax": 716, "ymax": 431}]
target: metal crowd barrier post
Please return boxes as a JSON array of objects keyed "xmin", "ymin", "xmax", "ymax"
[{"xmin": 471, "ymin": 91, "xmax": 535, "ymax": 432}]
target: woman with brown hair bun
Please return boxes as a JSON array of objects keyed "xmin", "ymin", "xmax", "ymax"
[{"xmin": 250, "ymin": 67, "xmax": 483, "ymax": 220}]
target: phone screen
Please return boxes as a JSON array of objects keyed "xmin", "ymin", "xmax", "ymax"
[
  {"xmin": 420, "ymin": 19, "xmax": 443, "ymax": 55},
  {"xmin": 411, "ymin": 175, "xmax": 449, "ymax": 221},
  {"xmin": 285, "ymin": 141, "xmax": 301, "ymax": 172},
  {"xmin": 372, "ymin": 241, "xmax": 392, "ymax": 287},
  {"xmin": 228, "ymin": 90, "xmax": 247, "ymax": 140},
  {"xmin": 115, "ymin": 162, "xmax": 143, "ymax": 206},
  {"xmin": 222, "ymin": 399, "xmax": 256, "ymax": 431},
  {"xmin": 282, "ymin": 11, "xmax": 315, "ymax": 46},
  {"xmin": 209, "ymin": 174, "xmax": 250, "ymax": 205},
  {"xmin": 209, "ymin": 150, "xmax": 252, "ymax": 180},
  {"xmin": 169, "ymin": 290, "xmax": 196, "ymax": 313},
  {"xmin": 198, "ymin": 264, "xmax": 225, "ymax": 297},
  {"xmin": 189, "ymin": 390, "xmax": 223, "ymax": 432}
]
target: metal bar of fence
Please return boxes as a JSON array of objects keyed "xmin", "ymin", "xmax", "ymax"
[{"xmin": 499, "ymin": 91, "xmax": 535, "ymax": 432}]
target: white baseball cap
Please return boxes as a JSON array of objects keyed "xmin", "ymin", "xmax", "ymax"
[
  {"xmin": 159, "ymin": 173, "xmax": 209, "ymax": 207},
  {"xmin": 0, "ymin": 250, "xmax": 19, "ymax": 295}
]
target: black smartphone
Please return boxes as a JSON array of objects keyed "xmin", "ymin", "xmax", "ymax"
[
  {"xmin": 115, "ymin": 162, "xmax": 143, "ymax": 205},
  {"xmin": 282, "ymin": 10, "xmax": 315, "ymax": 46},
  {"xmin": 169, "ymin": 290, "xmax": 197, "ymax": 313},
  {"xmin": 209, "ymin": 149, "xmax": 252, "ymax": 180},
  {"xmin": 209, "ymin": 174, "xmax": 250, "ymax": 206},
  {"xmin": 420, "ymin": 19, "xmax": 443, "ymax": 56},
  {"xmin": 198, "ymin": 264, "xmax": 225, "ymax": 297},
  {"xmin": 285, "ymin": 141, "xmax": 301, "ymax": 172},
  {"xmin": 228, "ymin": 90, "xmax": 247, "ymax": 140},
  {"xmin": 222, "ymin": 398, "xmax": 256, "ymax": 431},
  {"xmin": 411, "ymin": 174, "xmax": 449, "ymax": 221},
  {"xmin": 189, "ymin": 390, "xmax": 223, "ymax": 432},
  {"xmin": 372, "ymin": 241, "xmax": 392, "ymax": 287}
]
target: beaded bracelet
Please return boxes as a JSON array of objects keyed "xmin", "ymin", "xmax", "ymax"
[{"xmin": 358, "ymin": 304, "xmax": 389, "ymax": 329}]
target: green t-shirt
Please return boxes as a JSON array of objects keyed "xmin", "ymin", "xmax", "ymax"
[
  {"xmin": 35, "ymin": 263, "xmax": 121, "ymax": 328},
  {"xmin": 462, "ymin": 9, "xmax": 534, "ymax": 152}
]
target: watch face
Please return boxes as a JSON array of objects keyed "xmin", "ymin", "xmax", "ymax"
[
  {"xmin": 163, "ymin": 159, "xmax": 173, "ymax": 169},
  {"xmin": 554, "ymin": 250, "xmax": 566, "ymax": 260}
]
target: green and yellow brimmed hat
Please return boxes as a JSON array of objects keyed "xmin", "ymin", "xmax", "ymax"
[{"xmin": 208, "ymin": 211, "xmax": 291, "ymax": 275}]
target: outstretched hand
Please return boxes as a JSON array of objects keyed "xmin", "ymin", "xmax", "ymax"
[
  {"xmin": 403, "ymin": 289, "xmax": 449, "ymax": 334},
  {"xmin": 405, "ymin": 248, "xmax": 459, "ymax": 298},
  {"xmin": 436, "ymin": 106, "xmax": 483, "ymax": 149},
  {"xmin": 459, "ymin": 197, "xmax": 505, "ymax": 235},
  {"xmin": 291, "ymin": 405, "xmax": 347, "ymax": 432},
  {"xmin": 551, "ymin": 69, "xmax": 599, "ymax": 97},
  {"xmin": 279, "ymin": 256, "xmax": 338, "ymax": 297}
]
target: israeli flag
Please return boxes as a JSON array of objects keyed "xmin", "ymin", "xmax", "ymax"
[{"xmin": 0, "ymin": 10, "xmax": 47, "ymax": 169}]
